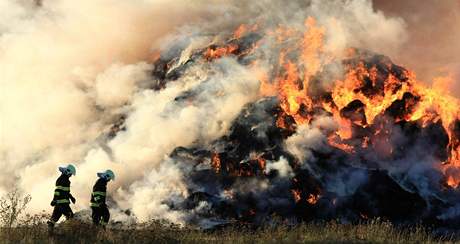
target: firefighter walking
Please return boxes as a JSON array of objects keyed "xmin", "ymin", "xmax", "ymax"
[
  {"xmin": 90, "ymin": 169, "xmax": 115, "ymax": 228},
  {"xmin": 47, "ymin": 164, "xmax": 77, "ymax": 228}
]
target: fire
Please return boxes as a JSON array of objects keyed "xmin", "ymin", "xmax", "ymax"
[
  {"xmin": 291, "ymin": 189, "xmax": 301, "ymax": 203},
  {"xmin": 301, "ymin": 17, "xmax": 325, "ymax": 84},
  {"xmin": 332, "ymin": 63, "xmax": 412, "ymax": 125},
  {"xmin": 362, "ymin": 136, "xmax": 370, "ymax": 148},
  {"xmin": 275, "ymin": 17, "xmax": 327, "ymax": 125},
  {"xmin": 200, "ymin": 16, "xmax": 460, "ymax": 190},
  {"xmin": 360, "ymin": 213, "xmax": 369, "ymax": 220},
  {"xmin": 306, "ymin": 194, "xmax": 320, "ymax": 205},
  {"xmin": 328, "ymin": 136, "xmax": 356, "ymax": 153},
  {"xmin": 211, "ymin": 153, "xmax": 221, "ymax": 173},
  {"xmin": 333, "ymin": 112, "xmax": 353, "ymax": 140},
  {"xmin": 446, "ymin": 175, "xmax": 459, "ymax": 188},
  {"xmin": 409, "ymin": 77, "xmax": 459, "ymax": 131},
  {"xmin": 204, "ymin": 44, "xmax": 239, "ymax": 60},
  {"xmin": 279, "ymin": 60, "xmax": 303, "ymax": 115},
  {"xmin": 405, "ymin": 75, "xmax": 460, "ymax": 184},
  {"xmin": 291, "ymin": 190, "xmax": 321, "ymax": 205},
  {"xmin": 233, "ymin": 23, "xmax": 259, "ymax": 39},
  {"xmin": 233, "ymin": 24, "xmax": 248, "ymax": 39},
  {"xmin": 264, "ymin": 18, "xmax": 459, "ymax": 187},
  {"xmin": 257, "ymin": 157, "xmax": 266, "ymax": 171},
  {"xmin": 222, "ymin": 189, "xmax": 234, "ymax": 200},
  {"xmin": 256, "ymin": 17, "xmax": 327, "ymax": 127}
]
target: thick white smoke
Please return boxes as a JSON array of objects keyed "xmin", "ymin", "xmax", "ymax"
[
  {"xmin": 0, "ymin": 0, "xmax": 234, "ymax": 221},
  {"xmin": 265, "ymin": 157, "xmax": 294, "ymax": 178},
  {"xmin": 285, "ymin": 116, "xmax": 338, "ymax": 171},
  {"xmin": 1, "ymin": 0, "xmax": 410, "ymax": 224}
]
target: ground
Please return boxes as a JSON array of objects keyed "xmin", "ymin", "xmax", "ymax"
[{"xmin": 0, "ymin": 219, "xmax": 454, "ymax": 243}]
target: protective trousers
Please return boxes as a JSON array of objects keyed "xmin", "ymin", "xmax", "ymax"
[
  {"xmin": 48, "ymin": 204, "xmax": 73, "ymax": 226},
  {"xmin": 91, "ymin": 205, "xmax": 110, "ymax": 226}
]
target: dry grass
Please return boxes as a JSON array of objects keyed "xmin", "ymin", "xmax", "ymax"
[
  {"xmin": 1, "ymin": 218, "xmax": 455, "ymax": 244},
  {"xmin": 0, "ymin": 191, "xmax": 456, "ymax": 243}
]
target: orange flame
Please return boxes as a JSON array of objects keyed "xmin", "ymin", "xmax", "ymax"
[
  {"xmin": 291, "ymin": 189, "xmax": 301, "ymax": 203},
  {"xmin": 233, "ymin": 24, "xmax": 259, "ymax": 39},
  {"xmin": 204, "ymin": 44, "xmax": 239, "ymax": 60},
  {"xmin": 307, "ymin": 193, "xmax": 320, "ymax": 204},
  {"xmin": 211, "ymin": 153, "xmax": 221, "ymax": 173},
  {"xmin": 273, "ymin": 18, "xmax": 327, "ymax": 125}
]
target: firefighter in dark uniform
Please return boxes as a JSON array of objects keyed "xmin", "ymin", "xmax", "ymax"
[
  {"xmin": 47, "ymin": 164, "xmax": 76, "ymax": 228},
  {"xmin": 90, "ymin": 169, "xmax": 115, "ymax": 228}
]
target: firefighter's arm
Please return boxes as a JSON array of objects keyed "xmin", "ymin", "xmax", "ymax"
[
  {"xmin": 69, "ymin": 193, "xmax": 76, "ymax": 204},
  {"xmin": 51, "ymin": 193, "xmax": 57, "ymax": 203},
  {"xmin": 51, "ymin": 186, "xmax": 59, "ymax": 206}
]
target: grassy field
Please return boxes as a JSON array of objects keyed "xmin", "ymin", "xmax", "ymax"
[
  {"xmin": 0, "ymin": 191, "xmax": 457, "ymax": 243},
  {"xmin": 1, "ymin": 219, "xmax": 456, "ymax": 244}
]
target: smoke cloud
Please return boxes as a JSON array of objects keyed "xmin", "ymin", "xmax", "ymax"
[{"xmin": 0, "ymin": 0, "xmax": 234, "ymax": 219}]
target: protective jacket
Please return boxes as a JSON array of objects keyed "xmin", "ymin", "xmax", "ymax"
[
  {"xmin": 90, "ymin": 178, "xmax": 108, "ymax": 207},
  {"xmin": 52, "ymin": 174, "xmax": 74, "ymax": 205}
]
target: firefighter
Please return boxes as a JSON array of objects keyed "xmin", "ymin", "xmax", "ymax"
[
  {"xmin": 47, "ymin": 164, "xmax": 77, "ymax": 228},
  {"xmin": 90, "ymin": 169, "xmax": 115, "ymax": 228}
]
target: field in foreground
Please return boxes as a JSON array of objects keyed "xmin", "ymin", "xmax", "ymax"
[{"xmin": 1, "ymin": 219, "xmax": 457, "ymax": 244}]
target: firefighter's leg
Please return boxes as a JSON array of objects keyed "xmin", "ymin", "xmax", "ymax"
[
  {"xmin": 62, "ymin": 204, "xmax": 74, "ymax": 220},
  {"xmin": 47, "ymin": 205, "xmax": 63, "ymax": 227},
  {"xmin": 91, "ymin": 207, "xmax": 102, "ymax": 225},
  {"xmin": 101, "ymin": 205, "xmax": 110, "ymax": 228}
]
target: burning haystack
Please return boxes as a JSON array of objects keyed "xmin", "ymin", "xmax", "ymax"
[{"xmin": 117, "ymin": 17, "xmax": 460, "ymax": 228}]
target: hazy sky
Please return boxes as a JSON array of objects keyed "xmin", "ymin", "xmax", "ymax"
[{"xmin": 373, "ymin": 0, "xmax": 460, "ymax": 95}]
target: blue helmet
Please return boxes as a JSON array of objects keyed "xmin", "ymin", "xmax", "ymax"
[
  {"xmin": 59, "ymin": 164, "xmax": 76, "ymax": 176},
  {"xmin": 97, "ymin": 169, "xmax": 115, "ymax": 181}
]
